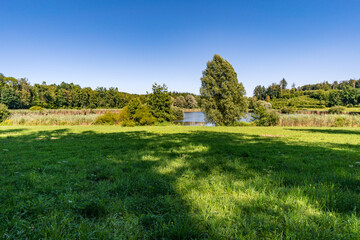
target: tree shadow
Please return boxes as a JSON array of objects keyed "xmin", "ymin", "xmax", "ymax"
[
  {"xmin": 287, "ymin": 128, "xmax": 360, "ymax": 135},
  {"xmin": 1, "ymin": 128, "xmax": 359, "ymax": 238},
  {"xmin": 0, "ymin": 128, "xmax": 27, "ymax": 134}
]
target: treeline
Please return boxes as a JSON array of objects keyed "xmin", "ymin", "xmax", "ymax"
[
  {"xmin": 253, "ymin": 78, "xmax": 360, "ymax": 108},
  {"xmin": 0, "ymin": 73, "xmax": 198, "ymax": 109}
]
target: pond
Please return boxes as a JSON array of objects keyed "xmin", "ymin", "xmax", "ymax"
[{"xmin": 177, "ymin": 112, "xmax": 253, "ymax": 126}]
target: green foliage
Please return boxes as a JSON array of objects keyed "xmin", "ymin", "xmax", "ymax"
[
  {"xmin": 271, "ymin": 95, "xmax": 322, "ymax": 109},
  {"xmin": 0, "ymin": 74, "xmax": 137, "ymax": 109},
  {"xmin": 172, "ymin": 95, "xmax": 198, "ymax": 109},
  {"xmin": 253, "ymin": 85, "xmax": 266, "ymax": 100},
  {"xmin": 133, "ymin": 105, "xmax": 156, "ymax": 126},
  {"xmin": 281, "ymin": 106, "xmax": 296, "ymax": 114},
  {"xmin": 0, "ymin": 103, "xmax": 10, "ymax": 122},
  {"xmin": 148, "ymin": 83, "xmax": 174, "ymax": 122},
  {"xmin": 127, "ymin": 98, "xmax": 142, "ymax": 117},
  {"xmin": 340, "ymin": 86, "xmax": 359, "ymax": 106},
  {"xmin": 93, "ymin": 105, "xmax": 156, "ymax": 127},
  {"xmin": 258, "ymin": 79, "xmax": 360, "ymax": 109},
  {"xmin": 185, "ymin": 95, "xmax": 198, "ymax": 109},
  {"xmin": 280, "ymin": 78, "xmax": 288, "ymax": 90},
  {"xmin": 333, "ymin": 117, "xmax": 347, "ymax": 127},
  {"xmin": 200, "ymin": 54, "xmax": 247, "ymax": 125},
  {"xmin": 253, "ymin": 105, "xmax": 280, "ymax": 126},
  {"xmin": 328, "ymin": 106, "xmax": 345, "ymax": 114},
  {"xmin": 118, "ymin": 107, "xmax": 136, "ymax": 126},
  {"xmin": 234, "ymin": 121, "xmax": 255, "ymax": 126},
  {"xmin": 256, "ymin": 100, "xmax": 272, "ymax": 110},
  {"xmin": 29, "ymin": 106, "xmax": 45, "ymax": 111},
  {"xmin": 94, "ymin": 112, "xmax": 121, "ymax": 125},
  {"xmin": 1, "ymin": 88, "xmax": 21, "ymax": 109},
  {"xmin": 173, "ymin": 96, "xmax": 186, "ymax": 108},
  {"xmin": 328, "ymin": 91, "xmax": 343, "ymax": 107},
  {"xmin": 171, "ymin": 106, "xmax": 184, "ymax": 120}
]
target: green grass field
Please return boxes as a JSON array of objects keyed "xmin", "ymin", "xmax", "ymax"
[{"xmin": 1, "ymin": 126, "xmax": 360, "ymax": 239}]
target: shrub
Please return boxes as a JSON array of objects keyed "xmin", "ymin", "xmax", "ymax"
[
  {"xmin": 252, "ymin": 106, "xmax": 279, "ymax": 126},
  {"xmin": 133, "ymin": 106, "xmax": 156, "ymax": 126},
  {"xmin": 256, "ymin": 100, "xmax": 272, "ymax": 110},
  {"xmin": 121, "ymin": 119, "xmax": 136, "ymax": 127},
  {"xmin": 235, "ymin": 121, "xmax": 255, "ymax": 126},
  {"xmin": 328, "ymin": 106, "xmax": 345, "ymax": 114},
  {"xmin": 281, "ymin": 107, "xmax": 296, "ymax": 114},
  {"xmin": 128, "ymin": 98, "xmax": 141, "ymax": 117},
  {"xmin": 0, "ymin": 103, "xmax": 10, "ymax": 122},
  {"xmin": 171, "ymin": 106, "xmax": 184, "ymax": 120},
  {"xmin": 333, "ymin": 117, "xmax": 348, "ymax": 127},
  {"xmin": 94, "ymin": 112, "xmax": 121, "ymax": 125},
  {"xmin": 29, "ymin": 106, "xmax": 45, "ymax": 111},
  {"xmin": 119, "ymin": 106, "xmax": 136, "ymax": 126}
]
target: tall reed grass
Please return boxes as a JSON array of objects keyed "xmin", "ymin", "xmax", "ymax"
[
  {"xmin": 9, "ymin": 109, "xmax": 120, "ymax": 116},
  {"xmin": 4, "ymin": 113, "xmax": 98, "ymax": 125},
  {"xmin": 279, "ymin": 114, "xmax": 360, "ymax": 127}
]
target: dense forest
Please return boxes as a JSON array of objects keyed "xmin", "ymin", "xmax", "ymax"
[
  {"xmin": 0, "ymin": 73, "xmax": 198, "ymax": 109},
  {"xmin": 2, "ymin": 72, "xmax": 359, "ymax": 110},
  {"xmin": 253, "ymin": 78, "xmax": 360, "ymax": 109}
]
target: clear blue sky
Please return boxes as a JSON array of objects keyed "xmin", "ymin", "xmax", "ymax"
[{"xmin": 1, "ymin": 0, "xmax": 360, "ymax": 96}]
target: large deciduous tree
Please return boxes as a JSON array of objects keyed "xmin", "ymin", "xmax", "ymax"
[{"xmin": 200, "ymin": 54, "xmax": 247, "ymax": 125}]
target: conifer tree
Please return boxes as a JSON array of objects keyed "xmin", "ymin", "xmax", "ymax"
[{"xmin": 200, "ymin": 54, "xmax": 247, "ymax": 125}]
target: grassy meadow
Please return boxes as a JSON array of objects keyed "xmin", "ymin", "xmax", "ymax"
[{"xmin": 1, "ymin": 126, "xmax": 360, "ymax": 239}]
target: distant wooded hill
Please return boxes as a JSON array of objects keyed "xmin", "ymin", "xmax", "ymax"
[
  {"xmin": 0, "ymin": 73, "xmax": 198, "ymax": 109},
  {"xmin": 253, "ymin": 78, "xmax": 360, "ymax": 109}
]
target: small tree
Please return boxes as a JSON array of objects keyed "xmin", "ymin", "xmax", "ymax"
[
  {"xmin": 0, "ymin": 103, "xmax": 10, "ymax": 122},
  {"xmin": 280, "ymin": 78, "xmax": 288, "ymax": 90},
  {"xmin": 173, "ymin": 96, "xmax": 186, "ymax": 108},
  {"xmin": 148, "ymin": 83, "xmax": 174, "ymax": 122},
  {"xmin": 200, "ymin": 54, "xmax": 247, "ymax": 125},
  {"xmin": 185, "ymin": 95, "xmax": 197, "ymax": 109},
  {"xmin": 252, "ymin": 105, "xmax": 279, "ymax": 126}
]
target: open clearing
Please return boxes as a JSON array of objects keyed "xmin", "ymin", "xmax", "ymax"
[{"xmin": 1, "ymin": 126, "xmax": 360, "ymax": 239}]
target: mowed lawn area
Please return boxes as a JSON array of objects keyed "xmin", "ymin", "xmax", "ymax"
[{"xmin": 1, "ymin": 126, "xmax": 360, "ymax": 239}]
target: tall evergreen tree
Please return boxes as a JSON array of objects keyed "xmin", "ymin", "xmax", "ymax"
[
  {"xmin": 148, "ymin": 83, "xmax": 173, "ymax": 122},
  {"xmin": 200, "ymin": 54, "xmax": 247, "ymax": 125},
  {"xmin": 280, "ymin": 78, "xmax": 288, "ymax": 90}
]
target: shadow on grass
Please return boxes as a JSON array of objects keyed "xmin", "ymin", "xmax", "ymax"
[
  {"xmin": 0, "ymin": 128, "xmax": 27, "ymax": 134},
  {"xmin": 288, "ymin": 128, "xmax": 360, "ymax": 135},
  {"xmin": 1, "ymin": 128, "xmax": 359, "ymax": 239}
]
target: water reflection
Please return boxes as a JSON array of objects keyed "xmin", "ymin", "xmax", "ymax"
[{"xmin": 177, "ymin": 112, "xmax": 252, "ymax": 126}]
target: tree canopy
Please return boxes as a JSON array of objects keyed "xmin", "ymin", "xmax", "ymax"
[{"xmin": 200, "ymin": 54, "xmax": 247, "ymax": 125}]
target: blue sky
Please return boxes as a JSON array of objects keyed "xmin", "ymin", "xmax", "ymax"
[{"xmin": 1, "ymin": 0, "xmax": 360, "ymax": 95}]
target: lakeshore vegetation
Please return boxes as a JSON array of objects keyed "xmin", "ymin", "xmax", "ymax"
[{"xmin": 1, "ymin": 126, "xmax": 360, "ymax": 239}]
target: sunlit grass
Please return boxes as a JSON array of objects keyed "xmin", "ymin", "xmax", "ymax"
[{"xmin": 0, "ymin": 126, "xmax": 359, "ymax": 239}]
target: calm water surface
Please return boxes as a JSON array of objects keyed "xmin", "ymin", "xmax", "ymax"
[{"xmin": 177, "ymin": 112, "xmax": 252, "ymax": 126}]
